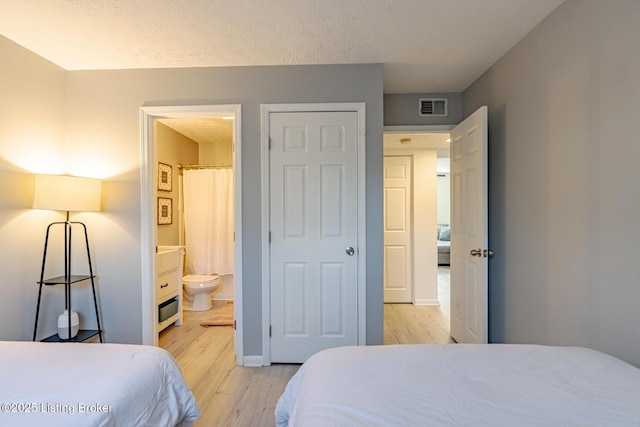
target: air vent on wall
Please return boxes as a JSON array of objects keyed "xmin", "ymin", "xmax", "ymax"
[{"xmin": 419, "ymin": 98, "xmax": 448, "ymax": 117}]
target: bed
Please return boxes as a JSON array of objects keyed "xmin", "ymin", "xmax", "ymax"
[
  {"xmin": 276, "ymin": 344, "xmax": 640, "ymax": 426},
  {"xmin": 0, "ymin": 341, "xmax": 200, "ymax": 427}
]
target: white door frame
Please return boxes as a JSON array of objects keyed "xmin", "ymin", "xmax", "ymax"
[
  {"xmin": 139, "ymin": 104, "xmax": 244, "ymax": 362},
  {"xmin": 261, "ymin": 103, "xmax": 367, "ymax": 366}
]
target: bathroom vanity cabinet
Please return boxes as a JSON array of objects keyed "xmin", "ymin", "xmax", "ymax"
[{"xmin": 157, "ymin": 247, "xmax": 184, "ymax": 332}]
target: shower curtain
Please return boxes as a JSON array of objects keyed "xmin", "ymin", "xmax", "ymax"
[{"xmin": 183, "ymin": 168, "xmax": 234, "ymax": 276}]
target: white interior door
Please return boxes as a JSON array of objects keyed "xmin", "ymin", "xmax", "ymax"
[
  {"xmin": 383, "ymin": 156, "xmax": 413, "ymax": 303},
  {"xmin": 450, "ymin": 106, "xmax": 489, "ymax": 343},
  {"xmin": 269, "ymin": 111, "xmax": 359, "ymax": 363}
]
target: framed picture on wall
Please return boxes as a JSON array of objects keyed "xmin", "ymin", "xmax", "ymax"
[
  {"xmin": 157, "ymin": 162, "xmax": 172, "ymax": 191},
  {"xmin": 157, "ymin": 197, "xmax": 173, "ymax": 225}
]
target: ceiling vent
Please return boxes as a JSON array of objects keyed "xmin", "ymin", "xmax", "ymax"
[{"xmin": 419, "ymin": 98, "xmax": 448, "ymax": 117}]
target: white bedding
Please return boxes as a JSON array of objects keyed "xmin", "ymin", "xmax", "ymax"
[
  {"xmin": 0, "ymin": 341, "xmax": 200, "ymax": 427},
  {"xmin": 276, "ymin": 344, "xmax": 640, "ymax": 426}
]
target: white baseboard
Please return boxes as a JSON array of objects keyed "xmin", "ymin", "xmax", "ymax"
[
  {"xmin": 242, "ymin": 356, "xmax": 264, "ymax": 367},
  {"xmin": 414, "ymin": 298, "xmax": 440, "ymax": 306}
]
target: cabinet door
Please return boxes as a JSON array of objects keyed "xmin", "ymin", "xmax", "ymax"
[{"xmin": 157, "ymin": 270, "xmax": 179, "ymax": 301}]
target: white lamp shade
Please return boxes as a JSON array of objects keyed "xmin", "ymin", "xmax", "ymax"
[{"xmin": 33, "ymin": 174, "xmax": 102, "ymax": 212}]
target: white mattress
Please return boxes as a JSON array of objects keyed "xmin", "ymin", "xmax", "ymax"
[
  {"xmin": 276, "ymin": 344, "xmax": 640, "ymax": 426},
  {"xmin": 0, "ymin": 341, "xmax": 200, "ymax": 427}
]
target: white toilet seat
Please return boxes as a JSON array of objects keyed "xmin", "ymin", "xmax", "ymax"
[
  {"xmin": 183, "ymin": 274, "xmax": 220, "ymax": 285},
  {"xmin": 182, "ymin": 274, "xmax": 220, "ymax": 311}
]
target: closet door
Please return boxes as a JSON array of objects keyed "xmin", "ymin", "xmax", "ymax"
[{"xmin": 269, "ymin": 110, "xmax": 359, "ymax": 363}]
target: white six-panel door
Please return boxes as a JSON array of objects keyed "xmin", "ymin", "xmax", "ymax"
[
  {"xmin": 450, "ymin": 106, "xmax": 489, "ymax": 344},
  {"xmin": 383, "ymin": 156, "xmax": 413, "ymax": 303},
  {"xmin": 269, "ymin": 111, "xmax": 359, "ymax": 363}
]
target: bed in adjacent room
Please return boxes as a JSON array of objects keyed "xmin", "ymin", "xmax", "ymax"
[
  {"xmin": 276, "ymin": 344, "xmax": 640, "ymax": 426},
  {"xmin": 0, "ymin": 341, "xmax": 200, "ymax": 427}
]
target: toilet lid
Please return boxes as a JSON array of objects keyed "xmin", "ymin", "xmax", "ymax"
[{"xmin": 183, "ymin": 274, "xmax": 219, "ymax": 283}]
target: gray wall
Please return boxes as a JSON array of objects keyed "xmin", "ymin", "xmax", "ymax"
[
  {"xmin": 0, "ymin": 34, "xmax": 383, "ymax": 356},
  {"xmin": 463, "ymin": 0, "xmax": 640, "ymax": 366},
  {"xmin": 384, "ymin": 92, "xmax": 462, "ymax": 126},
  {"xmin": 0, "ymin": 35, "xmax": 69, "ymax": 341},
  {"xmin": 64, "ymin": 64, "xmax": 384, "ymax": 355}
]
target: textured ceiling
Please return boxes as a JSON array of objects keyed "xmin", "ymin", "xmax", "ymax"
[
  {"xmin": 0, "ymin": 0, "xmax": 564, "ymax": 93},
  {"xmin": 159, "ymin": 117, "xmax": 233, "ymax": 146}
]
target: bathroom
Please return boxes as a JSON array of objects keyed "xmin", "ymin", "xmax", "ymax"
[{"xmin": 155, "ymin": 115, "xmax": 235, "ymax": 337}]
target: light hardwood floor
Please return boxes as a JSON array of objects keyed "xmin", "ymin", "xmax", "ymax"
[
  {"xmin": 384, "ymin": 266, "xmax": 453, "ymax": 345},
  {"xmin": 160, "ymin": 267, "xmax": 451, "ymax": 426},
  {"xmin": 160, "ymin": 301, "xmax": 297, "ymax": 427}
]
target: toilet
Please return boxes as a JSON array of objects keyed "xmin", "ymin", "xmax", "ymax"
[{"xmin": 182, "ymin": 274, "xmax": 221, "ymax": 311}]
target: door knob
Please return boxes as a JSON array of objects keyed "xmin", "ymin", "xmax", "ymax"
[
  {"xmin": 346, "ymin": 247, "xmax": 355, "ymax": 256},
  {"xmin": 470, "ymin": 249, "xmax": 482, "ymax": 257},
  {"xmin": 484, "ymin": 249, "xmax": 495, "ymax": 258}
]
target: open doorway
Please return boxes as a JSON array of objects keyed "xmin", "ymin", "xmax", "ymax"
[
  {"xmin": 140, "ymin": 105, "xmax": 244, "ymax": 362},
  {"xmin": 382, "ymin": 130, "xmax": 452, "ymax": 345},
  {"xmin": 156, "ymin": 116, "xmax": 235, "ymax": 350},
  {"xmin": 436, "ymin": 153, "xmax": 451, "ymax": 325}
]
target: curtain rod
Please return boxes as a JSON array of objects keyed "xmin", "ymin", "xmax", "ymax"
[{"xmin": 177, "ymin": 163, "xmax": 232, "ymax": 170}]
